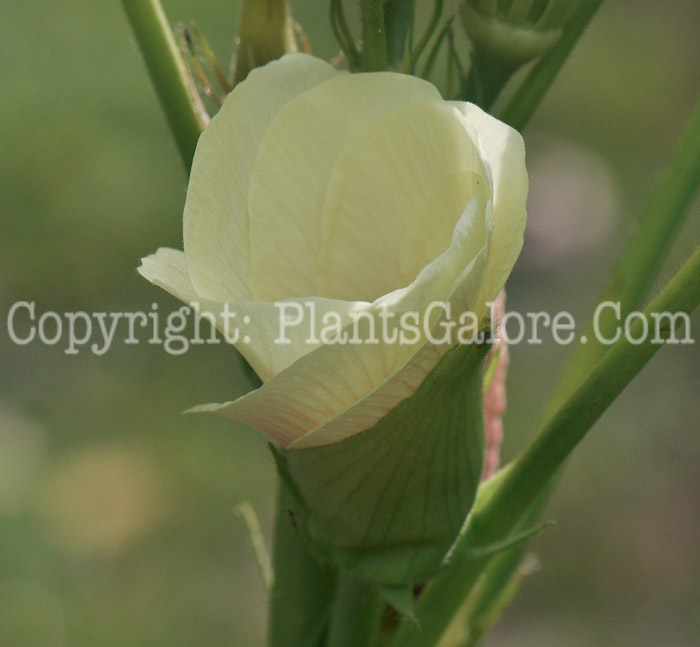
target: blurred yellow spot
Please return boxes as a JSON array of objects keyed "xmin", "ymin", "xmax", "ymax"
[
  {"xmin": 36, "ymin": 444, "xmax": 168, "ymax": 557},
  {"xmin": 0, "ymin": 405, "xmax": 47, "ymax": 516}
]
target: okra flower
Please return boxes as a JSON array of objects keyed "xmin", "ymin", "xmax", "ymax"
[
  {"xmin": 140, "ymin": 53, "xmax": 526, "ymax": 448},
  {"xmin": 140, "ymin": 53, "xmax": 527, "ymax": 584}
]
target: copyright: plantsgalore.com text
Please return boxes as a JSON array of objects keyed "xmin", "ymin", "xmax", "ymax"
[{"xmin": 4, "ymin": 300, "xmax": 694, "ymax": 356}]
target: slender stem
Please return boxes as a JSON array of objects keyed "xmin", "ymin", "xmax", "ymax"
[
  {"xmin": 360, "ymin": 0, "xmax": 389, "ymax": 71},
  {"xmin": 390, "ymin": 243, "xmax": 700, "ymax": 647},
  {"xmin": 235, "ymin": 502, "xmax": 273, "ymax": 591},
  {"xmin": 498, "ymin": 0, "xmax": 605, "ymax": 130},
  {"xmin": 471, "ymin": 54, "xmax": 515, "ymax": 110},
  {"xmin": 420, "ymin": 20, "xmax": 452, "ymax": 80},
  {"xmin": 268, "ymin": 481, "xmax": 336, "ymax": 647},
  {"xmin": 404, "ymin": 0, "xmax": 443, "ymax": 73},
  {"xmin": 383, "ymin": 0, "xmax": 415, "ymax": 70},
  {"xmin": 120, "ymin": 0, "xmax": 206, "ymax": 171},
  {"xmin": 454, "ymin": 93, "xmax": 700, "ymax": 641},
  {"xmin": 330, "ymin": 0, "xmax": 361, "ymax": 70},
  {"xmin": 327, "ymin": 571, "xmax": 383, "ymax": 647},
  {"xmin": 548, "ymin": 95, "xmax": 700, "ymax": 411},
  {"xmin": 459, "ymin": 491, "xmax": 546, "ymax": 646}
]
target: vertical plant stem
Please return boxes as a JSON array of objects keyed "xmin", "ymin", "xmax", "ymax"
[
  {"xmin": 360, "ymin": 0, "xmax": 389, "ymax": 71},
  {"xmin": 327, "ymin": 571, "xmax": 383, "ymax": 647},
  {"xmin": 121, "ymin": 0, "xmax": 206, "ymax": 171},
  {"xmin": 459, "ymin": 492, "xmax": 545, "ymax": 646},
  {"xmin": 268, "ymin": 481, "xmax": 336, "ymax": 647},
  {"xmin": 330, "ymin": 0, "xmax": 361, "ymax": 70},
  {"xmin": 498, "ymin": 0, "xmax": 605, "ymax": 130},
  {"xmin": 404, "ymin": 0, "xmax": 443, "ymax": 73},
  {"xmin": 548, "ymin": 95, "xmax": 700, "ymax": 410},
  {"xmin": 390, "ymin": 243, "xmax": 700, "ymax": 647},
  {"xmin": 451, "ymin": 92, "xmax": 700, "ymax": 643}
]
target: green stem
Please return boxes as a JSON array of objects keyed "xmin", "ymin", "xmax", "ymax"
[
  {"xmin": 390, "ymin": 243, "xmax": 700, "ymax": 647},
  {"xmin": 459, "ymin": 491, "xmax": 546, "ymax": 646},
  {"xmin": 360, "ymin": 0, "xmax": 389, "ymax": 71},
  {"xmin": 330, "ymin": 0, "xmax": 361, "ymax": 71},
  {"xmin": 420, "ymin": 20, "xmax": 452, "ymax": 81},
  {"xmin": 470, "ymin": 54, "xmax": 515, "ymax": 110},
  {"xmin": 268, "ymin": 481, "xmax": 336, "ymax": 647},
  {"xmin": 454, "ymin": 92, "xmax": 700, "ymax": 642},
  {"xmin": 327, "ymin": 571, "xmax": 383, "ymax": 647},
  {"xmin": 121, "ymin": 0, "xmax": 206, "ymax": 171},
  {"xmin": 498, "ymin": 0, "xmax": 605, "ymax": 130},
  {"xmin": 548, "ymin": 95, "xmax": 700, "ymax": 411},
  {"xmin": 404, "ymin": 0, "xmax": 443, "ymax": 74}
]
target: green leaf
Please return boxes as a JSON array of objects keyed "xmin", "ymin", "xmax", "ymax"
[{"xmin": 280, "ymin": 340, "xmax": 490, "ymax": 587}]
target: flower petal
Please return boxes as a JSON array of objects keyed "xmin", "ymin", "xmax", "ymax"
[
  {"xmin": 319, "ymin": 102, "xmax": 487, "ymax": 301},
  {"xmin": 138, "ymin": 249, "xmax": 372, "ymax": 381},
  {"xmin": 138, "ymin": 247, "xmax": 198, "ymax": 302},
  {"xmin": 451, "ymin": 102, "xmax": 528, "ymax": 298},
  {"xmin": 245, "ymin": 72, "xmax": 443, "ymax": 301},
  {"xmin": 184, "ymin": 54, "xmax": 341, "ymax": 302},
  {"xmin": 201, "ymin": 187, "xmax": 492, "ymax": 447}
]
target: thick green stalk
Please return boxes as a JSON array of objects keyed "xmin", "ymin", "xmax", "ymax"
[
  {"xmin": 498, "ymin": 0, "xmax": 604, "ymax": 130},
  {"xmin": 461, "ymin": 94, "xmax": 700, "ymax": 635},
  {"xmin": 548, "ymin": 95, "xmax": 700, "ymax": 410},
  {"xmin": 390, "ymin": 243, "xmax": 700, "ymax": 647},
  {"xmin": 268, "ymin": 481, "xmax": 336, "ymax": 647},
  {"xmin": 233, "ymin": 0, "xmax": 297, "ymax": 86},
  {"xmin": 327, "ymin": 572, "xmax": 383, "ymax": 647},
  {"xmin": 383, "ymin": 0, "xmax": 415, "ymax": 70},
  {"xmin": 458, "ymin": 492, "xmax": 546, "ymax": 647},
  {"xmin": 121, "ymin": 0, "xmax": 206, "ymax": 171},
  {"xmin": 360, "ymin": 0, "xmax": 389, "ymax": 71}
]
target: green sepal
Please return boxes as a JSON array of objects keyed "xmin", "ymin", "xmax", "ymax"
[
  {"xmin": 279, "ymin": 340, "xmax": 490, "ymax": 587},
  {"xmin": 449, "ymin": 520, "xmax": 554, "ymax": 564},
  {"xmin": 380, "ymin": 585, "xmax": 416, "ymax": 620}
]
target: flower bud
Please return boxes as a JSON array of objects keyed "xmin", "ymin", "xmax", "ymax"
[
  {"xmin": 461, "ymin": 0, "xmax": 580, "ymax": 73},
  {"xmin": 233, "ymin": 0, "xmax": 297, "ymax": 85},
  {"xmin": 139, "ymin": 53, "xmax": 529, "ymax": 587},
  {"xmin": 278, "ymin": 340, "xmax": 489, "ymax": 587},
  {"xmin": 483, "ymin": 290, "xmax": 509, "ymax": 481}
]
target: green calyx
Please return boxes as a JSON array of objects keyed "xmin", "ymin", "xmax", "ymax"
[
  {"xmin": 274, "ymin": 339, "xmax": 490, "ymax": 588},
  {"xmin": 461, "ymin": 3, "xmax": 562, "ymax": 71}
]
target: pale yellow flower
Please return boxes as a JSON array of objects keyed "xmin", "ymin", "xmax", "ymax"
[{"xmin": 139, "ymin": 54, "xmax": 527, "ymax": 449}]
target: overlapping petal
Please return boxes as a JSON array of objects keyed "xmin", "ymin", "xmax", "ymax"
[
  {"xmin": 452, "ymin": 102, "xmax": 527, "ymax": 299},
  {"xmin": 245, "ymin": 72, "xmax": 442, "ymax": 300},
  {"xmin": 184, "ymin": 54, "xmax": 340, "ymax": 302},
  {"xmin": 202, "ymin": 185, "xmax": 492, "ymax": 448},
  {"xmin": 139, "ymin": 248, "xmax": 372, "ymax": 382},
  {"xmin": 140, "ymin": 53, "xmax": 528, "ymax": 448}
]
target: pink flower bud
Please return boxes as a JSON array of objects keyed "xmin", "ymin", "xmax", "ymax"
[{"xmin": 483, "ymin": 289, "xmax": 509, "ymax": 480}]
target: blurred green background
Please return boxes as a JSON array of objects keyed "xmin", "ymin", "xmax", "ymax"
[{"xmin": 0, "ymin": 1, "xmax": 698, "ymax": 646}]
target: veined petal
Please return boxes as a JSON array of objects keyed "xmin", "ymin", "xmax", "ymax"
[
  {"xmin": 294, "ymin": 188, "xmax": 493, "ymax": 448},
  {"xmin": 451, "ymin": 102, "xmax": 528, "ymax": 299},
  {"xmin": 138, "ymin": 247, "xmax": 198, "ymax": 303},
  {"xmin": 245, "ymin": 72, "xmax": 443, "ymax": 301},
  {"xmin": 223, "ymin": 297, "xmax": 371, "ymax": 382},
  {"xmin": 203, "ymin": 187, "xmax": 492, "ymax": 448},
  {"xmin": 138, "ymin": 249, "xmax": 371, "ymax": 382},
  {"xmin": 319, "ymin": 102, "xmax": 487, "ymax": 301},
  {"xmin": 184, "ymin": 54, "xmax": 341, "ymax": 302}
]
